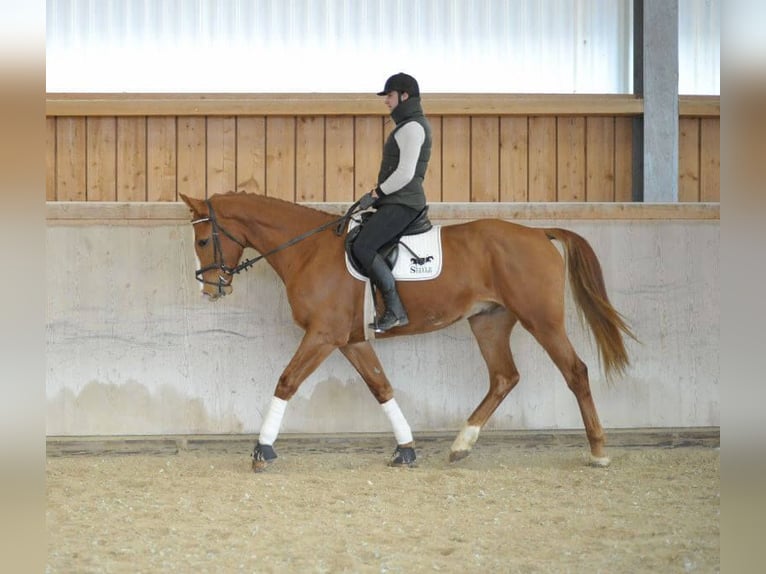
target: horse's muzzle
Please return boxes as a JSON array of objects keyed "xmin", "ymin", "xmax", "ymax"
[
  {"xmin": 202, "ymin": 287, "xmax": 232, "ymax": 301},
  {"xmin": 201, "ymin": 278, "xmax": 233, "ymax": 300}
]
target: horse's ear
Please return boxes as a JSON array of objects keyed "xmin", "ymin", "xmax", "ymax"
[{"xmin": 180, "ymin": 193, "xmax": 207, "ymax": 218}]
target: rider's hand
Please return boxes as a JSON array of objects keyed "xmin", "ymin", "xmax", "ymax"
[{"xmin": 358, "ymin": 191, "xmax": 376, "ymax": 209}]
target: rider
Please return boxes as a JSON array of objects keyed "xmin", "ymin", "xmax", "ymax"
[{"xmin": 352, "ymin": 72, "xmax": 433, "ymax": 333}]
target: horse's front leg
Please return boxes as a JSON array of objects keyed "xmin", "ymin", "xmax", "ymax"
[
  {"xmin": 340, "ymin": 341, "xmax": 417, "ymax": 467},
  {"xmin": 252, "ymin": 331, "xmax": 337, "ymax": 472}
]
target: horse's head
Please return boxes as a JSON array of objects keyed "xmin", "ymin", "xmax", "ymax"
[{"xmin": 181, "ymin": 194, "xmax": 246, "ymax": 301}]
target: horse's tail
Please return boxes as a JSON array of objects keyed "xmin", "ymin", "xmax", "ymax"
[{"xmin": 545, "ymin": 228, "xmax": 637, "ymax": 380}]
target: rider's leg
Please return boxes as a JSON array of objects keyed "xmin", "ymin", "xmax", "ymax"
[
  {"xmin": 367, "ymin": 253, "xmax": 408, "ymax": 331},
  {"xmin": 351, "ymin": 204, "xmax": 417, "ymax": 332}
]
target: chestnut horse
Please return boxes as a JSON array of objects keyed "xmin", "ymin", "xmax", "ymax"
[{"xmin": 181, "ymin": 191, "xmax": 634, "ymax": 471}]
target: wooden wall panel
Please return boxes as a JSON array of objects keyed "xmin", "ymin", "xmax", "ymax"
[
  {"xmin": 471, "ymin": 117, "xmax": 500, "ymax": 202},
  {"xmin": 354, "ymin": 116, "xmax": 383, "ymax": 199},
  {"xmin": 528, "ymin": 117, "xmax": 557, "ymax": 202},
  {"xmin": 586, "ymin": 117, "xmax": 615, "ymax": 202},
  {"xmin": 266, "ymin": 117, "xmax": 296, "ymax": 201},
  {"xmin": 424, "ymin": 116, "xmax": 442, "ymax": 202},
  {"xmin": 500, "ymin": 117, "xmax": 528, "ymax": 202},
  {"xmin": 557, "ymin": 117, "xmax": 585, "ymax": 202},
  {"xmin": 55, "ymin": 117, "xmax": 86, "ymax": 201},
  {"xmin": 325, "ymin": 117, "xmax": 354, "ymax": 202},
  {"xmin": 207, "ymin": 117, "xmax": 237, "ymax": 196},
  {"xmin": 86, "ymin": 117, "xmax": 117, "ymax": 201},
  {"xmin": 700, "ymin": 118, "xmax": 720, "ymax": 202},
  {"xmin": 46, "ymin": 117, "xmax": 56, "ymax": 201},
  {"xmin": 614, "ymin": 117, "xmax": 633, "ymax": 202},
  {"xmin": 678, "ymin": 118, "xmax": 700, "ymax": 202},
  {"xmin": 295, "ymin": 116, "xmax": 325, "ymax": 203},
  {"xmin": 116, "ymin": 117, "xmax": 147, "ymax": 201},
  {"xmin": 442, "ymin": 117, "xmax": 471, "ymax": 202},
  {"xmin": 236, "ymin": 117, "xmax": 266, "ymax": 194},
  {"xmin": 177, "ymin": 117, "xmax": 207, "ymax": 199},
  {"xmin": 45, "ymin": 95, "xmax": 718, "ymax": 205},
  {"xmin": 147, "ymin": 117, "xmax": 177, "ymax": 202}
]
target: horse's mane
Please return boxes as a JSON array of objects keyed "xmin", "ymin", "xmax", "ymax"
[{"xmin": 215, "ymin": 190, "xmax": 337, "ymax": 223}]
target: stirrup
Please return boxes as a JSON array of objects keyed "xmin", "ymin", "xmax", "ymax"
[{"xmin": 370, "ymin": 310, "xmax": 409, "ymax": 333}]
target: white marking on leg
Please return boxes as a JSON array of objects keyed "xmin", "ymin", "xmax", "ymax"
[
  {"xmin": 451, "ymin": 424, "xmax": 481, "ymax": 453},
  {"xmin": 589, "ymin": 455, "xmax": 611, "ymax": 467},
  {"xmin": 381, "ymin": 398, "xmax": 413, "ymax": 445},
  {"xmin": 258, "ymin": 396, "xmax": 287, "ymax": 445}
]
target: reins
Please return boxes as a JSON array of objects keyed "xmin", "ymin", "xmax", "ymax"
[{"xmin": 192, "ymin": 196, "xmax": 368, "ymax": 284}]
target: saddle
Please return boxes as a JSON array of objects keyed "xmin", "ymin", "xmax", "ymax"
[{"xmin": 345, "ymin": 207, "xmax": 433, "ymax": 276}]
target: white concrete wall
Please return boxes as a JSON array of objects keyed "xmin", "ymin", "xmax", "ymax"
[{"xmin": 46, "ymin": 204, "xmax": 719, "ymax": 436}]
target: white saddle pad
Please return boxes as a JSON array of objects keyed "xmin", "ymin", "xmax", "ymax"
[{"xmin": 344, "ymin": 219, "xmax": 443, "ymax": 282}]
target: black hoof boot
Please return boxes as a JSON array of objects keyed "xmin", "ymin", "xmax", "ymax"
[
  {"xmin": 251, "ymin": 442, "xmax": 277, "ymax": 473},
  {"xmin": 389, "ymin": 445, "xmax": 417, "ymax": 467}
]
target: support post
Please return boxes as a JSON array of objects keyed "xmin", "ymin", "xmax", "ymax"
[{"xmin": 642, "ymin": 0, "xmax": 679, "ymax": 202}]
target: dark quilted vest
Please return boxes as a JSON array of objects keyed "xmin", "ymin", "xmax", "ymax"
[{"xmin": 376, "ymin": 97, "xmax": 431, "ymax": 211}]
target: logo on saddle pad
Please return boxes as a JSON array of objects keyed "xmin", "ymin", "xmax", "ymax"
[{"xmin": 344, "ymin": 219, "xmax": 443, "ymax": 282}]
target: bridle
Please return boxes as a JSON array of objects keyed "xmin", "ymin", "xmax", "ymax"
[
  {"xmin": 191, "ymin": 197, "xmax": 368, "ymax": 295},
  {"xmin": 191, "ymin": 199, "xmax": 248, "ymax": 295}
]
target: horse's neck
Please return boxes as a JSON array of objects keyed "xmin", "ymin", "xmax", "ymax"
[{"xmin": 228, "ymin": 195, "xmax": 331, "ymax": 278}]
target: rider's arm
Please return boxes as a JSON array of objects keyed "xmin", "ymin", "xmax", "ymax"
[{"xmin": 377, "ymin": 122, "xmax": 425, "ymax": 195}]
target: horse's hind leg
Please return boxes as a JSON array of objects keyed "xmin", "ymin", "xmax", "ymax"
[
  {"xmin": 529, "ymin": 320, "xmax": 610, "ymax": 467},
  {"xmin": 340, "ymin": 341, "xmax": 417, "ymax": 467},
  {"xmin": 450, "ymin": 307, "xmax": 520, "ymax": 462}
]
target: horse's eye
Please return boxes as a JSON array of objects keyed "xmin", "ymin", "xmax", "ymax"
[{"xmin": 198, "ymin": 238, "xmax": 209, "ymax": 248}]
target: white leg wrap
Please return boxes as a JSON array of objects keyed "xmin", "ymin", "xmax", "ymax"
[
  {"xmin": 381, "ymin": 398, "xmax": 413, "ymax": 445},
  {"xmin": 451, "ymin": 424, "xmax": 481, "ymax": 452},
  {"xmin": 258, "ymin": 396, "xmax": 287, "ymax": 445}
]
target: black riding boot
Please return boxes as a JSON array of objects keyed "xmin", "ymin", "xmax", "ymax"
[{"xmin": 367, "ymin": 254, "xmax": 409, "ymax": 332}]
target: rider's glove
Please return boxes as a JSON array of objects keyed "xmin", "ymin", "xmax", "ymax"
[{"xmin": 358, "ymin": 191, "xmax": 376, "ymax": 210}]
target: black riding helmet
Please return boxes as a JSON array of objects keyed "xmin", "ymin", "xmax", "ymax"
[{"xmin": 377, "ymin": 73, "xmax": 420, "ymax": 98}]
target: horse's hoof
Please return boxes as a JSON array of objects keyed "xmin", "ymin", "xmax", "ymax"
[
  {"xmin": 389, "ymin": 445, "xmax": 417, "ymax": 468},
  {"xmin": 251, "ymin": 442, "xmax": 277, "ymax": 473},
  {"xmin": 589, "ymin": 455, "xmax": 611, "ymax": 468},
  {"xmin": 449, "ymin": 450, "xmax": 470, "ymax": 463}
]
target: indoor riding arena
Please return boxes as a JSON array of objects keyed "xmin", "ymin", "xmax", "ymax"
[{"xmin": 46, "ymin": 2, "xmax": 720, "ymax": 572}]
